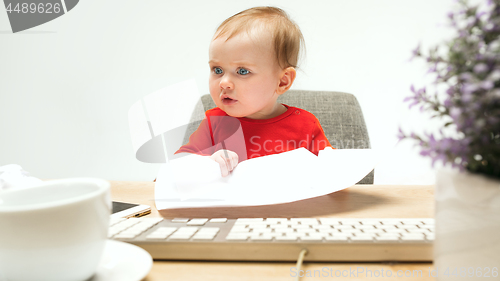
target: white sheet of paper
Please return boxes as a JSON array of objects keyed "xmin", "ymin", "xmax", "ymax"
[{"xmin": 155, "ymin": 147, "xmax": 385, "ymax": 210}]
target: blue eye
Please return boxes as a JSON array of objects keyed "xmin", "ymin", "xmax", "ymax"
[
  {"xmin": 214, "ymin": 67, "xmax": 223, "ymax": 74},
  {"xmin": 237, "ymin": 68, "xmax": 250, "ymax": 75}
]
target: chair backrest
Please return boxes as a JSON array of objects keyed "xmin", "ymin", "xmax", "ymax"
[{"xmin": 183, "ymin": 90, "xmax": 374, "ymax": 184}]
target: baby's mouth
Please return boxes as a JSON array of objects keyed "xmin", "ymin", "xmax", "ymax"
[{"xmin": 221, "ymin": 95, "xmax": 238, "ymax": 105}]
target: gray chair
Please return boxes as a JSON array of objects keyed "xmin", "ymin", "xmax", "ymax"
[{"xmin": 183, "ymin": 90, "xmax": 374, "ymax": 184}]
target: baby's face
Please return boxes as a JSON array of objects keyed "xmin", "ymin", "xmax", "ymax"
[{"xmin": 209, "ymin": 31, "xmax": 283, "ymax": 119}]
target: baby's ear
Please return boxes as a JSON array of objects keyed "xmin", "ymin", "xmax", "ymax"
[{"xmin": 277, "ymin": 67, "xmax": 296, "ymax": 95}]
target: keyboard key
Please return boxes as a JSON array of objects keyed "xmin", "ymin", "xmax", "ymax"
[
  {"xmin": 177, "ymin": 227, "xmax": 199, "ymax": 232},
  {"xmin": 120, "ymin": 228, "xmax": 145, "ymax": 235},
  {"xmin": 229, "ymin": 228, "xmax": 250, "ymax": 234},
  {"xmin": 375, "ymin": 234, "xmax": 401, "ymax": 240},
  {"xmin": 139, "ymin": 218, "xmax": 163, "ymax": 225},
  {"xmin": 380, "ymin": 225, "xmax": 398, "ymax": 229},
  {"xmin": 110, "ymin": 218, "xmax": 126, "ymax": 226},
  {"xmin": 291, "ymin": 218, "xmax": 319, "ymax": 225},
  {"xmin": 275, "ymin": 235, "xmax": 298, "ymax": 241},
  {"xmin": 172, "ymin": 218, "xmax": 190, "ymax": 223},
  {"xmin": 295, "ymin": 228, "xmax": 313, "ymax": 233},
  {"xmin": 251, "ymin": 224, "xmax": 268, "ymax": 229},
  {"xmin": 357, "ymin": 225, "xmax": 376, "ymax": 230},
  {"xmin": 146, "ymin": 233, "xmax": 170, "ymax": 239},
  {"xmin": 359, "ymin": 219, "xmax": 383, "ymax": 225},
  {"xmin": 350, "ymin": 235, "xmax": 374, "ymax": 242},
  {"xmin": 250, "ymin": 235, "xmax": 273, "ymax": 241},
  {"xmin": 361, "ymin": 229, "xmax": 384, "ymax": 235},
  {"xmin": 411, "ymin": 228, "xmax": 432, "ymax": 233},
  {"xmin": 255, "ymin": 228, "xmax": 272, "ymax": 234},
  {"xmin": 192, "ymin": 231, "xmax": 217, "ymax": 239},
  {"xmin": 129, "ymin": 224, "xmax": 151, "ymax": 232},
  {"xmin": 209, "ymin": 218, "xmax": 228, "ymax": 223},
  {"xmin": 192, "ymin": 234, "xmax": 217, "ymax": 241},
  {"xmin": 265, "ymin": 218, "xmax": 288, "ymax": 224},
  {"xmin": 319, "ymin": 218, "xmax": 340, "ymax": 224},
  {"xmin": 109, "ymin": 224, "xmax": 131, "ymax": 234},
  {"xmin": 235, "ymin": 218, "xmax": 264, "ymax": 224},
  {"xmin": 154, "ymin": 227, "xmax": 178, "ymax": 234},
  {"xmin": 403, "ymin": 223, "xmax": 424, "ymax": 228},
  {"xmin": 187, "ymin": 219, "xmax": 209, "ymax": 226},
  {"xmin": 114, "ymin": 232, "xmax": 139, "ymax": 239},
  {"xmin": 128, "ymin": 221, "xmax": 157, "ymax": 232},
  {"xmin": 293, "ymin": 224, "xmax": 312, "ymax": 229},
  {"xmin": 117, "ymin": 218, "xmax": 141, "ymax": 228},
  {"xmin": 401, "ymin": 219, "xmax": 427, "ymax": 225},
  {"xmin": 383, "ymin": 228, "xmax": 406, "ymax": 233},
  {"xmin": 339, "ymin": 220, "xmax": 361, "ymax": 225},
  {"xmin": 407, "ymin": 231, "xmax": 424, "ymax": 237},
  {"xmin": 400, "ymin": 234, "xmax": 426, "ymax": 242},
  {"xmin": 314, "ymin": 225, "xmax": 333, "ymax": 230},
  {"xmin": 325, "ymin": 235, "xmax": 349, "ymax": 242},
  {"xmin": 335, "ymin": 225, "xmax": 354, "ymax": 230},
  {"xmin": 300, "ymin": 235, "xmax": 323, "ymax": 241},
  {"xmin": 273, "ymin": 224, "xmax": 291, "ymax": 230}
]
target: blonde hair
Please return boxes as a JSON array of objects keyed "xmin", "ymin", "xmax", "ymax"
[{"xmin": 214, "ymin": 6, "xmax": 304, "ymax": 70}]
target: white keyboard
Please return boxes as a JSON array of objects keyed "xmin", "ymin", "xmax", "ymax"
[{"xmin": 109, "ymin": 217, "xmax": 434, "ymax": 262}]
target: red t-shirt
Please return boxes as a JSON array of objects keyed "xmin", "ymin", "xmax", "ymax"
[{"xmin": 175, "ymin": 104, "xmax": 333, "ymax": 162}]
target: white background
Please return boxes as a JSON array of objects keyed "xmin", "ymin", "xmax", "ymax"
[{"xmin": 0, "ymin": 0, "xmax": 462, "ymax": 183}]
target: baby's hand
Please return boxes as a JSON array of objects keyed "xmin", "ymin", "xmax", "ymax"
[{"xmin": 209, "ymin": 149, "xmax": 239, "ymax": 177}]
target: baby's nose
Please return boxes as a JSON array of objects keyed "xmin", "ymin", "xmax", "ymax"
[{"xmin": 219, "ymin": 75, "xmax": 234, "ymax": 89}]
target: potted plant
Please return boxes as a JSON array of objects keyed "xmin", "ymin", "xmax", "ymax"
[{"xmin": 398, "ymin": 0, "xmax": 499, "ymax": 279}]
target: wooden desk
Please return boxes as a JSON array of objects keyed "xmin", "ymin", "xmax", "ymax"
[{"xmin": 110, "ymin": 181, "xmax": 436, "ymax": 281}]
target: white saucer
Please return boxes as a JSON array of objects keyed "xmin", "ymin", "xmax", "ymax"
[{"xmin": 89, "ymin": 240, "xmax": 153, "ymax": 281}]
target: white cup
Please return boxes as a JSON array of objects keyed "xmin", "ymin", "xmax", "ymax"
[{"xmin": 0, "ymin": 178, "xmax": 111, "ymax": 281}]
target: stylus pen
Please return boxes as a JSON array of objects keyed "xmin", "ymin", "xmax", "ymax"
[{"xmin": 220, "ymin": 140, "xmax": 232, "ymax": 174}]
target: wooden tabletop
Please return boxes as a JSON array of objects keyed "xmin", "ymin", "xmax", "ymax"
[{"xmin": 110, "ymin": 181, "xmax": 436, "ymax": 281}]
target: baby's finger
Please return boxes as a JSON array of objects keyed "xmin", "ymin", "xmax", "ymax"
[
  {"xmin": 222, "ymin": 155, "xmax": 234, "ymax": 172},
  {"xmin": 225, "ymin": 159, "xmax": 232, "ymax": 172},
  {"xmin": 214, "ymin": 156, "xmax": 229, "ymax": 177},
  {"xmin": 229, "ymin": 154, "xmax": 238, "ymax": 171}
]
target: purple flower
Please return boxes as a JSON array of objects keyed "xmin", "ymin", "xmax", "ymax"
[
  {"xmin": 397, "ymin": 127, "xmax": 406, "ymax": 141},
  {"xmin": 481, "ymin": 80, "xmax": 494, "ymax": 90},
  {"xmin": 401, "ymin": 0, "xmax": 500, "ymax": 179},
  {"xmin": 410, "ymin": 84, "xmax": 416, "ymax": 94},
  {"xmin": 459, "ymin": 72, "xmax": 474, "ymax": 82},
  {"xmin": 410, "ymin": 43, "xmax": 421, "ymax": 61},
  {"xmin": 462, "ymin": 83, "xmax": 479, "ymax": 95},
  {"xmin": 476, "ymin": 11, "xmax": 487, "ymax": 19},
  {"xmin": 450, "ymin": 107, "xmax": 461, "ymax": 121},
  {"xmin": 446, "ymin": 86, "xmax": 455, "ymax": 96},
  {"xmin": 408, "ymin": 100, "xmax": 419, "ymax": 109},
  {"xmin": 427, "ymin": 64, "xmax": 438, "ymax": 74},
  {"xmin": 473, "ymin": 63, "xmax": 488, "ymax": 73},
  {"xmin": 487, "ymin": 70, "xmax": 500, "ymax": 81}
]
